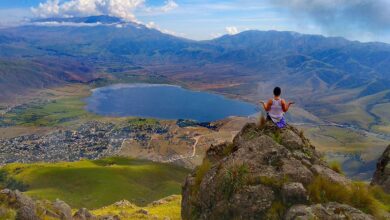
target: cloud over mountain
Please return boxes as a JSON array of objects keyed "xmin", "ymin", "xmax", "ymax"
[
  {"xmin": 226, "ymin": 26, "xmax": 239, "ymax": 35},
  {"xmin": 31, "ymin": 0, "xmax": 178, "ymax": 22},
  {"xmin": 272, "ymin": 0, "xmax": 390, "ymax": 34}
]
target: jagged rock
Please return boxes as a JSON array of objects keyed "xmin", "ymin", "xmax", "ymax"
[
  {"xmin": 73, "ymin": 208, "xmax": 97, "ymax": 220},
  {"xmin": 16, "ymin": 205, "xmax": 39, "ymax": 220},
  {"xmin": 135, "ymin": 209, "xmax": 149, "ymax": 215},
  {"xmin": 0, "ymin": 189, "xmax": 39, "ymax": 220},
  {"xmin": 281, "ymin": 182, "xmax": 308, "ymax": 205},
  {"xmin": 311, "ymin": 164, "xmax": 351, "ymax": 186},
  {"xmin": 285, "ymin": 202, "xmax": 374, "ymax": 220},
  {"xmin": 99, "ymin": 215, "xmax": 120, "ymax": 220},
  {"xmin": 371, "ymin": 145, "xmax": 390, "ymax": 193},
  {"xmin": 151, "ymin": 195, "xmax": 179, "ymax": 206},
  {"xmin": 181, "ymin": 121, "xmax": 373, "ymax": 220},
  {"xmin": 53, "ymin": 199, "xmax": 72, "ymax": 220},
  {"xmin": 113, "ymin": 200, "xmax": 135, "ymax": 208}
]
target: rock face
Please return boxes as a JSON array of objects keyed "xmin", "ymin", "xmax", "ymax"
[
  {"xmin": 0, "ymin": 189, "xmax": 120, "ymax": 220},
  {"xmin": 285, "ymin": 202, "xmax": 373, "ymax": 220},
  {"xmin": 371, "ymin": 145, "xmax": 390, "ymax": 193},
  {"xmin": 181, "ymin": 122, "xmax": 372, "ymax": 220}
]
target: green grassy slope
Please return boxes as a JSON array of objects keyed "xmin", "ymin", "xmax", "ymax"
[
  {"xmin": 92, "ymin": 195, "xmax": 182, "ymax": 220},
  {"xmin": 0, "ymin": 157, "xmax": 189, "ymax": 209},
  {"xmin": 0, "ymin": 96, "xmax": 97, "ymax": 127}
]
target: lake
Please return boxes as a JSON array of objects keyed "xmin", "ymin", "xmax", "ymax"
[{"xmin": 85, "ymin": 84, "xmax": 258, "ymax": 122}]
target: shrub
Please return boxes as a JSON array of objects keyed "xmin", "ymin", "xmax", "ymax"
[
  {"xmin": 298, "ymin": 130, "xmax": 305, "ymax": 139},
  {"xmin": 271, "ymin": 130, "xmax": 282, "ymax": 144},
  {"xmin": 222, "ymin": 143, "xmax": 235, "ymax": 156},
  {"xmin": 256, "ymin": 176, "xmax": 288, "ymax": 190},
  {"xmin": 370, "ymin": 186, "xmax": 390, "ymax": 212},
  {"xmin": 307, "ymin": 176, "xmax": 388, "ymax": 217},
  {"xmin": 350, "ymin": 182, "xmax": 380, "ymax": 215},
  {"xmin": 329, "ymin": 161, "xmax": 344, "ymax": 174},
  {"xmin": 222, "ymin": 163, "xmax": 249, "ymax": 199},
  {"xmin": 193, "ymin": 159, "xmax": 212, "ymax": 191},
  {"xmin": 0, "ymin": 170, "xmax": 28, "ymax": 191},
  {"xmin": 266, "ymin": 201, "xmax": 286, "ymax": 220}
]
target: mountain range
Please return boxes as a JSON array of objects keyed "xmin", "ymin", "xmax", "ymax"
[{"xmin": 0, "ymin": 15, "xmax": 389, "ymax": 131}]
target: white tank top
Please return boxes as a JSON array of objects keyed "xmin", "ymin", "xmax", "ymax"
[{"xmin": 268, "ymin": 98, "xmax": 284, "ymax": 120}]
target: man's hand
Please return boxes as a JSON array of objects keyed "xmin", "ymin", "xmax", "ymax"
[
  {"xmin": 259, "ymin": 100, "xmax": 265, "ymax": 104},
  {"xmin": 288, "ymin": 102, "xmax": 295, "ymax": 106}
]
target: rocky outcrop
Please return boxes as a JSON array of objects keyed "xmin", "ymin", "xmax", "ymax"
[
  {"xmin": 0, "ymin": 189, "xmax": 182, "ymax": 220},
  {"xmin": 181, "ymin": 122, "xmax": 373, "ymax": 220},
  {"xmin": 0, "ymin": 189, "xmax": 39, "ymax": 220},
  {"xmin": 0, "ymin": 189, "xmax": 119, "ymax": 220},
  {"xmin": 285, "ymin": 202, "xmax": 373, "ymax": 220},
  {"xmin": 371, "ymin": 145, "xmax": 390, "ymax": 193}
]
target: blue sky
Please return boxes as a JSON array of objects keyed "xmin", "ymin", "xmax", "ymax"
[{"xmin": 1, "ymin": 0, "xmax": 389, "ymax": 43}]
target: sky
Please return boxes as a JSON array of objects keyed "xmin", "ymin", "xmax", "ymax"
[{"xmin": 0, "ymin": 0, "xmax": 390, "ymax": 43}]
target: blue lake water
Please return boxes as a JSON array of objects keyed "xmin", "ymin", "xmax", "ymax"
[{"xmin": 85, "ymin": 84, "xmax": 258, "ymax": 122}]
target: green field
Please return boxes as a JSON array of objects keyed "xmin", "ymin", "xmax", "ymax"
[
  {"xmin": 0, "ymin": 96, "xmax": 98, "ymax": 127},
  {"xmin": 0, "ymin": 157, "xmax": 189, "ymax": 209}
]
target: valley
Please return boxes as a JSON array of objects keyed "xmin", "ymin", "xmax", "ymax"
[
  {"xmin": 0, "ymin": 82, "xmax": 388, "ymax": 181},
  {"xmin": 0, "ymin": 15, "xmax": 389, "ymax": 219}
]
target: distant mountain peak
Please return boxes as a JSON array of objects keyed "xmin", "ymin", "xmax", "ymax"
[{"xmin": 31, "ymin": 15, "xmax": 127, "ymax": 25}]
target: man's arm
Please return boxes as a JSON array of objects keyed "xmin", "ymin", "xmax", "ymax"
[
  {"xmin": 282, "ymin": 99, "xmax": 294, "ymax": 112},
  {"xmin": 260, "ymin": 99, "xmax": 272, "ymax": 111}
]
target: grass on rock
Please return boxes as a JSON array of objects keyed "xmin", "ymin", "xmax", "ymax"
[{"xmin": 307, "ymin": 176, "xmax": 389, "ymax": 218}]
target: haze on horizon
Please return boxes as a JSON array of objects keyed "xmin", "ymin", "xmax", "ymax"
[{"xmin": 0, "ymin": 0, "xmax": 390, "ymax": 43}]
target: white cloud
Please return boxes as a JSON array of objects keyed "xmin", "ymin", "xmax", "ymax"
[
  {"xmin": 225, "ymin": 26, "xmax": 239, "ymax": 35},
  {"xmin": 31, "ymin": 0, "xmax": 178, "ymax": 22},
  {"xmin": 159, "ymin": 0, "xmax": 178, "ymax": 12},
  {"xmin": 210, "ymin": 33, "xmax": 223, "ymax": 39},
  {"xmin": 271, "ymin": 0, "xmax": 390, "ymax": 33},
  {"xmin": 145, "ymin": 20, "xmax": 185, "ymax": 37}
]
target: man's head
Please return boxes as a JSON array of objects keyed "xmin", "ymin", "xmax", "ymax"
[{"xmin": 273, "ymin": 87, "xmax": 281, "ymax": 96}]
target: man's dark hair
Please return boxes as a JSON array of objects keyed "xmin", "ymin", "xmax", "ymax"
[{"xmin": 273, "ymin": 87, "xmax": 281, "ymax": 96}]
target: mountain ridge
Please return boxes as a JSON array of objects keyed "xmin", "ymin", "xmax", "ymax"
[{"xmin": 1, "ymin": 16, "xmax": 390, "ymax": 131}]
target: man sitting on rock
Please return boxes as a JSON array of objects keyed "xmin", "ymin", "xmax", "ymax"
[{"xmin": 260, "ymin": 87, "xmax": 294, "ymax": 128}]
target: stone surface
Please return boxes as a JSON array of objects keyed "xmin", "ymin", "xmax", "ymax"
[
  {"xmin": 0, "ymin": 189, "xmax": 39, "ymax": 220},
  {"xmin": 73, "ymin": 208, "xmax": 97, "ymax": 220},
  {"xmin": 285, "ymin": 202, "xmax": 374, "ymax": 220},
  {"xmin": 281, "ymin": 182, "xmax": 308, "ymax": 205},
  {"xmin": 53, "ymin": 199, "xmax": 73, "ymax": 220},
  {"xmin": 371, "ymin": 145, "xmax": 390, "ymax": 193},
  {"xmin": 181, "ymin": 121, "xmax": 376, "ymax": 220},
  {"xmin": 311, "ymin": 164, "xmax": 352, "ymax": 186}
]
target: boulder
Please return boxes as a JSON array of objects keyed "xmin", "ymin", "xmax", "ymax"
[
  {"xmin": 281, "ymin": 182, "xmax": 308, "ymax": 205},
  {"xmin": 285, "ymin": 202, "xmax": 374, "ymax": 220},
  {"xmin": 371, "ymin": 145, "xmax": 390, "ymax": 193},
  {"xmin": 73, "ymin": 208, "xmax": 97, "ymax": 220},
  {"xmin": 182, "ymin": 122, "xmax": 324, "ymax": 219},
  {"xmin": 181, "ymin": 121, "xmax": 376, "ymax": 220},
  {"xmin": 0, "ymin": 189, "xmax": 39, "ymax": 220},
  {"xmin": 53, "ymin": 199, "xmax": 72, "ymax": 220},
  {"xmin": 311, "ymin": 164, "xmax": 351, "ymax": 186}
]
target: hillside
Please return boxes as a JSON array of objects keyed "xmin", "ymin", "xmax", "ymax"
[
  {"xmin": 0, "ymin": 157, "xmax": 189, "ymax": 209},
  {"xmin": 182, "ymin": 121, "xmax": 390, "ymax": 219},
  {"xmin": 1, "ymin": 16, "xmax": 390, "ymax": 133},
  {"xmin": 0, "ymin": 122, "xmax": 388, "ymax": 219},
  {"xmin": 0, "ymin": 189, "xmax": 182, "ymax": 219}
]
